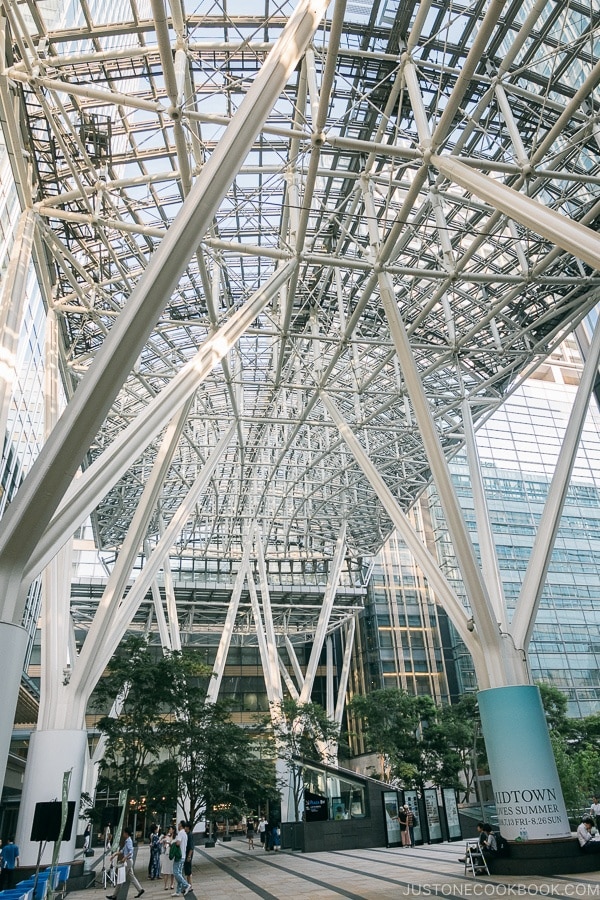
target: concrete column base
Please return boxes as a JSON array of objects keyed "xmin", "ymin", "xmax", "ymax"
[{"xmin": 16, "ymin": 728, "xmax": 88, "ymax": 865}]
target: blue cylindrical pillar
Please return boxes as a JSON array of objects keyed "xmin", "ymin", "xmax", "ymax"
[{"xmin": 478, "ymin": 685, "xmax": 570, "ymax": 841}]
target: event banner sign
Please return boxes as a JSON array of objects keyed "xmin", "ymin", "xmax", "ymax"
[
  {"xmin": 442, "ymin": 787, "xmax": 462, "ymax": 840},
  {"xmin": 424, "ymin": 788, "xmax": 442, "ymax": 842},
  {"xmin": 383, "ymin": 791, "xmax": 401, "ymax": 846},
  {"xmin": 478, "ymin": 685, "xmax": 571, "ymax": 841}
]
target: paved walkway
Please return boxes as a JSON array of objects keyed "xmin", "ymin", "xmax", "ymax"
[{"xmin": 79, "ymin": 839, "xmax": 599, "ymax": 900}]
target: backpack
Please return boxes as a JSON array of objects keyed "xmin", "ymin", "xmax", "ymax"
[{"xmin": 495, "ymin": 832, "xmax": 509, "ymax": 854}]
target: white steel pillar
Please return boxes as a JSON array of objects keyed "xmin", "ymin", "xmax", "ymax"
[
  {"xmin": 150, "ymin": 579, "xmax": 172, "ymax": 651},
  {"xmin": 334, "ymin": 616, "xmax": 355, "ymax": 726},
  {"xmin": 0, "ymin": 621, "xmax": 28, "ymax": 811},
  {"xmin": 248, "ymin": 571, "xmax": 277, "ymax": 706},
  {"xmin": 461, "ymin": 397, "xmax": 507, "ymax": 629},
  {"xmin": 326, "ymin": 636, "xmax": 335, "ymax": 719},
  {"xmin": 433, "ymin": 155, "xmax": 600, "ymax": 272},
  {"xmin": 511, "ymin": 312, "xmax": 600, "ymax": 650},
  {"xmin": 299, "ymin": 522, "xmax": 347, "ymax": 703},
  {"xmin": 0, "ymin": 0, "xmax": 328, "ymax": 636},
  {"xmin": 0, "ymin": 208, "xmax": 35, "ymax": 443},
  {"xmin": 17, "ymin": 308, "xmax": 87, "ymax": 865},
  {"xmin": 16, "ymin": 729, "xmax": 88, "ymax": 866},
  {"xmin": 284, "ymin": 635, "xmax": 305, "ymax": 693},
  {"xmin": 362, "ymin": 173, "xmax": 505, "ymax": 678},
  {"xmin": 320, "ymin": 390, "xmax": 489, "ymax": 685},
  {"xmin": 254, "ymin": 525, "xmax": 283, "ymax": 702},
  {"xmin": 206, "ymin": 541, "xmax": 251, "ymax": 704}
]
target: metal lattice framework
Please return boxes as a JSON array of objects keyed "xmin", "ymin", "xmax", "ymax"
[{"xmin": 2, "ymin": 0, "xmax": 600, "ymax": 575}]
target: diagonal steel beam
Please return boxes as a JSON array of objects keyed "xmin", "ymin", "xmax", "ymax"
[
  {"xmin": 320, "ymin": 390, "xmax": 489, "ymax": 686},
  {"xmin": 434, "ymin": 155, "xmax": 600, "ymax": 272},
  {"xmin": 0, "ymin": 0, "xmax": 329, "ymax": 624},
  {"xmin": 511, "ymin": 312, "xmax": 600, "ymax": 650},
  {"xmin": 24, "ymin": 261, "xmax": 296, "ymax": 588}
]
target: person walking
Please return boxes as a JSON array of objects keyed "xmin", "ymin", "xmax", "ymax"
[
  {"xmin": 160, "ymin": 826, "xmax": 175, "ymax": 891},
  {"xmin": 0, "ymin": 837, "xmax": 19, "ymax": 889},
  {"xmin": 183, "ymin": 823, "xmax": 194, "ymax": 887},
  {"xmin": 398, "ymin": 806, "xmax": 408, "ymax": 847},
  {"xmin": 107, "ymin": 828, "xmax": 144, "ymax": 900},
  {"xmin": 589, "ymin": 796, "xmax": 600, "ymax": 831},
  {"xmin": 403, "ymin": 806, "xmax": 415, "ymax": 847},
  {"xmin": 148, "ymin": 825, "xmax": 161, "ymax": 881},
  {"xmin": 272, "ymin": 824, "xmax": 281, "ymax": 851},
  {"xmin": 171, "ymin": 821, "xmax": 191, "ymax": 896},
  {"xmin": 257, "ymin": 816, "xmax": 267, "ymax": 849},
  {"xmin": 246, "ymin": 818, "xmax": 255, "ymax": 849}
]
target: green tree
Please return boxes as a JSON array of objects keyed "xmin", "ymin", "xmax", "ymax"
[
  {"xmin": 269, "ymin": 698, "xmax": 340, "ymax": 821},
  {"xmin": 538, "ymin": 682, "xmax": 600, "ymax": 812},
  {"xmin": 93, "ymin": 636, "xmax": 275, "ymax": 829},
  {"xmin": 348, "ymin": 689, "xmax": 480, "ymax": 795},
  {"xmin": 160, "ymin": 699, "xmax": 277, "ymax": 828},
  {"xmin": 93, "ymin": 637, "xmax": 188, "ymax": 810}
]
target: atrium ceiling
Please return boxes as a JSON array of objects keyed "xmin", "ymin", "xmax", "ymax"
[{"xmin": 2, "ymin": 0, "xmax": 600, "ymax": 570}]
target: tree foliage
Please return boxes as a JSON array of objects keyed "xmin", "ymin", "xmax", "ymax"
[
  {"xmin": 538, "ymin": 682, "xmax": 600, "ymax": 811},
  {"xmin": 94, "ymin": 636, "xmax": 276, "ymax": 827},
  {"xmin": 269, "ymin": 698, "xmax": 340, "ymax": 821},
  {"xmin": 348, "ymin": 689, "xmax": 482, "ymax": 798}
]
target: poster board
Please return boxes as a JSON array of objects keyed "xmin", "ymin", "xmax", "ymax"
[
  {"xmin": 382, "ymin": 791, "xmax": 402, "ymax": 847},
  {"xmin": 442, "ymin": 787, "xmax": 462, "ymax": 840},
  {"xmin": 424, "ymin": 787, "xmax": 442, "ymax": 842}
]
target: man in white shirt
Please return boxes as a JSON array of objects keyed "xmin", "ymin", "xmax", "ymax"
[
  {"xmin": 106, "ymin": 828, "xmax": 144, "ymax": 900},
  {"xmin": 577, "ymin": 817, "xmax": 600, "ymax": 853},
  {"xmin": 590, "ymin": 797, "xmax": 600, "ymax": 830},
  {"xmin": 172, "ymin": 821, "xmax": 192, "ymax": 896}
]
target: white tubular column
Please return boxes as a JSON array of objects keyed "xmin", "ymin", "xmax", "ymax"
[
  {"xmin": 26, "ymin": 260, "xmax": 296, "ymax": 585},
  {"xmin": 248, "ymin": 572, "xmax": 276, "ymax": 705},
  {"xmin": 150, "ymin": 578, "xmax": 172, "ymax": 651},
  {"xmin": 0, "ymin": 208, "xmax": 35, "ymax": 442},
  {"xmin": 254, "ymin": 525, "xmax": 283, "ymax": 701},
  {"xmin": 0, "ymin": 621, "xmax": 28, "ymax": 805},
  {"xmin": 320, "ymin": 390, "xmax": 489, "ymax": 685},
  {"xmin": 511, "ymin": 312, "xmax": 600, "ymax": 650},
  {"xmin": 334, "ymin": 616, "xmax": 355, "ymax": 726},
  {"xmin": 299, "ymin": 521, "xmax": 347, "ymax": 703},
  {"xmin": 279, "ymin": 656, "xmax": 300, "ymax": 700},
  {"xmin": 206, "ymin": 542, "xmax": 251, "ymax": 704},
  {"xmin": 17, "ymin": 729, "xmax": 88, "ymax": 865},
  {"xmin": 284, "ymin": 635, "xmax": 305, "ymax": 693},
  {"xmin": 461, "ymin": 397, "xmax": 507, "ymax": 630},
  {"xmin": 0, "ymin": 0, "xmax": 328, "ymax": 640},
  {"xmin": 364, "ymin": 167, "xmax": 504, "ymax": 677}
]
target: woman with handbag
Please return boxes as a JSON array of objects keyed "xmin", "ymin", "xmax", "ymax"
[{"xmin": 160, "ymin": 826, "xmax": 175, "ymax": 892}]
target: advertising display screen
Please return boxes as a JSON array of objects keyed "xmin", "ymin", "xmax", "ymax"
[
  {"xmin": 383, "ymin": 791, "xmax": 401, "ymax": 846},
  {"xmin": 424, "ymin": 788, "xmax": 442, "ymax": 842},
  {"xmin": 442, "ymin": 788, "xmax": 462, "ymax": 840}
]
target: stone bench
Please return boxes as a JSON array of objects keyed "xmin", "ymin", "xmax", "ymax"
[{"xmin": 488, "ymin": 838, "xmax": 600, "ymax": 876}]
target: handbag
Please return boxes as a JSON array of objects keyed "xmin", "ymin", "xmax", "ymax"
[{"xmin": 169, "ymin": 843, "xmax": 182, "ymax": 861}]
